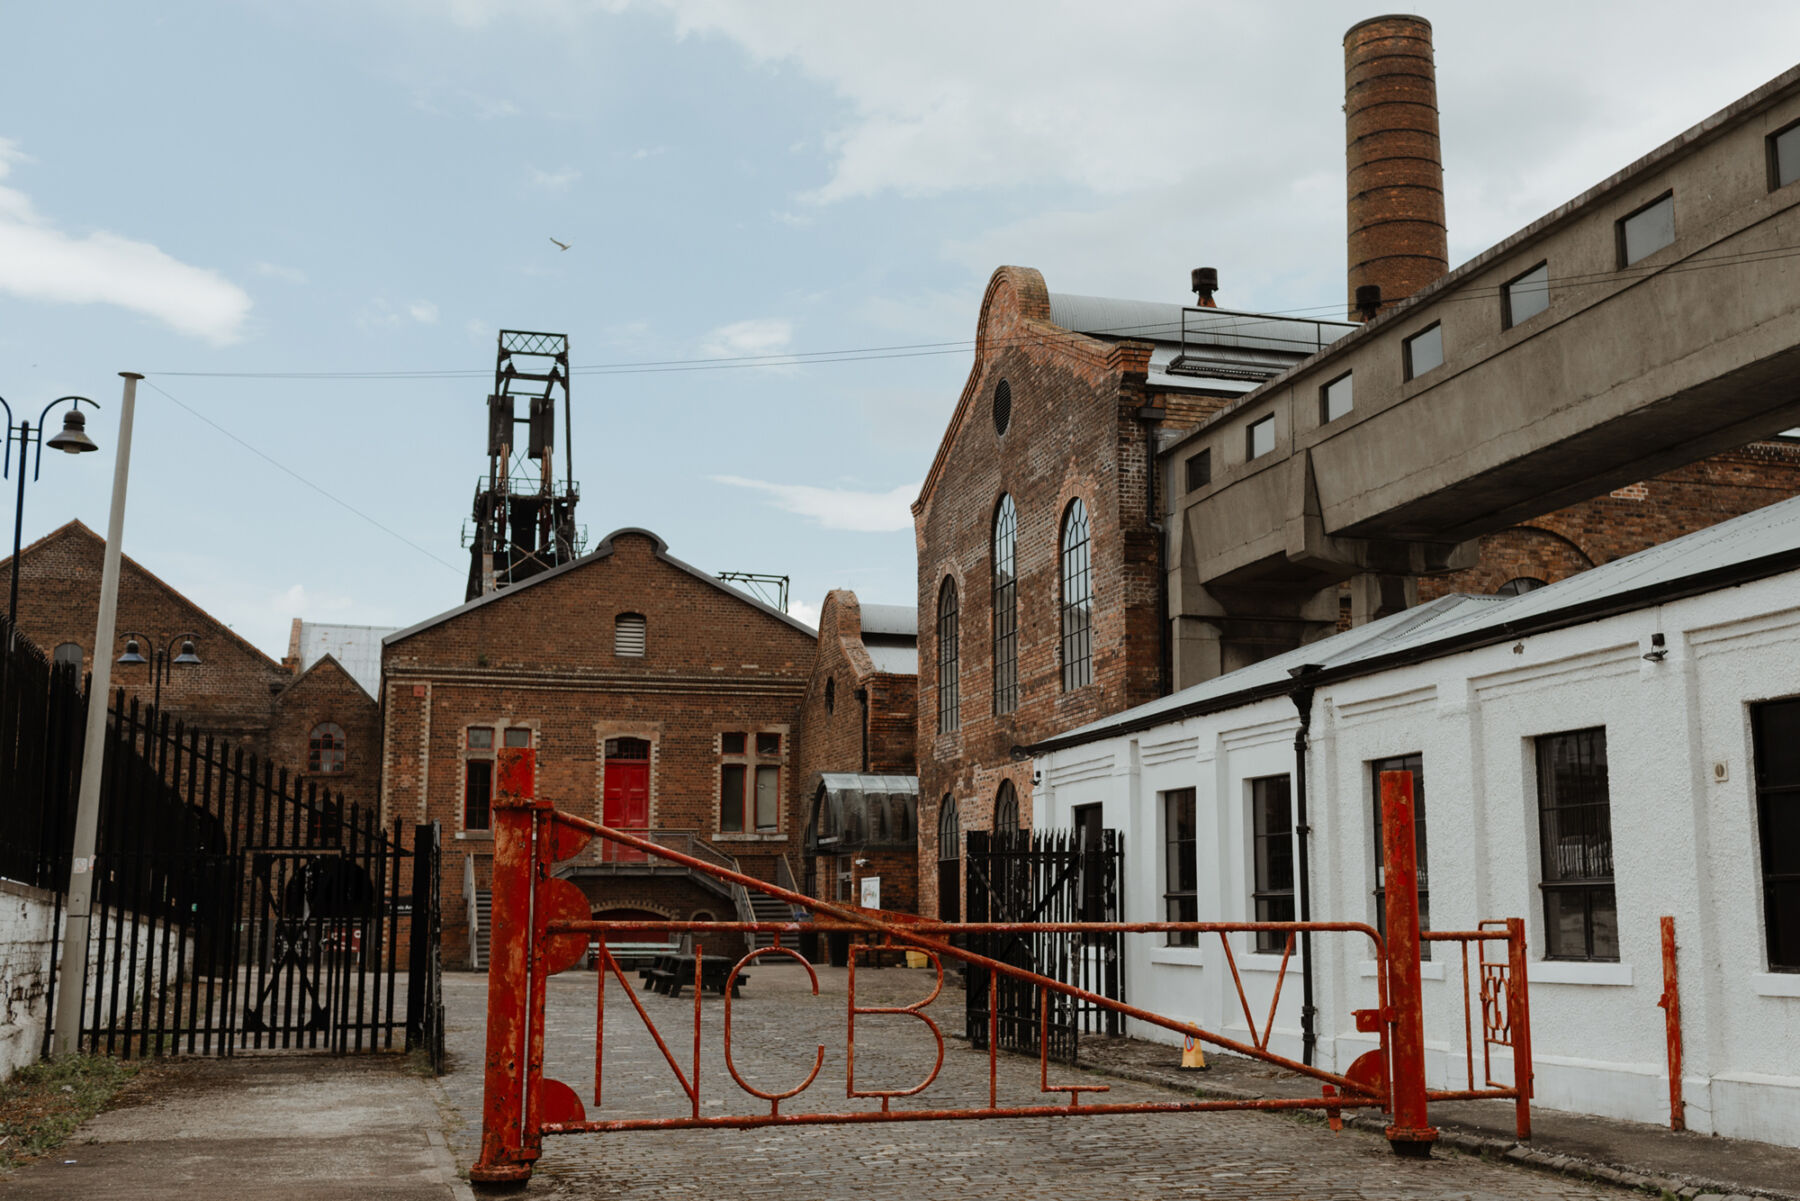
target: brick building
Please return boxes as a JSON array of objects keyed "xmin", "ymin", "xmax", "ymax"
[
  {"xmin": 378, "ymin": 527, "xmax": 818, "ymax": 968},
  {"xmin": 910, "ymin": 16, "xmax": 1800, "ymax": 918},
  {"xmin": 911, "ymin": 269, "xmax": 1349, "ymax": 919},
  {"xmin": 793, "ymin": 590, "xmax": 918, "ymax": 917},
  {"xmin": 0, "ymin": 520, "xmax": 379, "ymax": 806}
]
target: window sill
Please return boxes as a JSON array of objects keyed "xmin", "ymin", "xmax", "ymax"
[
  {"xmin": 455, "ymin": 831, "xmax": 494, "ymax": 842},
  {"xmin": 714, "ymin": 832, "xmax": 787, "ymax": 842},
  {"xmin": 1751, "ymin": 972, "xmax": 1800, "ymax": 998},
  {"xmin": 1358, "ymin": 960, "xmax": 1446, "ymax": 981},
  {"xmin": 1236, "ymin": 952, "xmax": 1305, "ymax": 973},
  {"xmin": 1530, "ymin": 960, "xmax": 1632, "ymax": 987},
  {"xmin": 1149, "ymin": 947, "xmax": 1207, "ymax": 968}
]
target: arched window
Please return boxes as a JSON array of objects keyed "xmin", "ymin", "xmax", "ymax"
[
  {"xmin": 995, "ymin": 779, "xmax": 1018, "ymax": 832},
  {"xmin": 309, "ymin": 723, "xmax": 347, "ymax": 774},
  {"xmin": 1061, "ymin": 498, "xmax": 1092, "ymax": 691},
  {"xmin": 614, "ymin": 612, "xmax": 647, "ymax": 657},
  {"xmin": 937, "ymin": 796, "xmax": 961, "ymax": 922},
  {"xmin": 53, "ymin": 643, "xmax": 83, "ymax": 668},
  {"xmin": 1496, "ymin": 577, "xmax": 1548, "ymax": 597},
  {"xmin": 992, "ymin": 495, "xmax": 1018, "ymax": 714},
  {"xmin": 936, "ymin": 577, "xmax": 959, "ymax": 733},
  {"xmin": 824, "ymin": 676, "xmax": 836, "ymax": 714}
]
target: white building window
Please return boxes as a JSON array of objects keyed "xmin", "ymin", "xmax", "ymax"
[
  {"xmin": 1250, "ymin": 775, "xmax": 1294, "ymax": 953},
  {"xmin": 1163, "ymin": 788, "xmax": 1197, "ymax": 947},
  {"xmin": 1535, "ymin": 727, "xmax": 1617, "ymax": 961}
]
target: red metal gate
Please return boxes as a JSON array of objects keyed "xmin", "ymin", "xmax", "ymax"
[{"xmin": 470, "ymin": 754, "xmax": 1531, "ymax": 1186}]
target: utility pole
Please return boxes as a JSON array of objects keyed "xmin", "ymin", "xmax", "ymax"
[{"xmin": 51, "ymin": 373, "xmax": 139, "ymax": 1056}]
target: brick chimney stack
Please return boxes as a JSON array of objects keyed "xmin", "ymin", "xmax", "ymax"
[{"xmin": 1345, "ymin": 14, "xmax": 1448, "ymax": 321}]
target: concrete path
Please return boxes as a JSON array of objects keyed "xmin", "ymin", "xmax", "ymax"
[{"xmin": 0, "ymin": 1056, "xmax": 472, "ymax": 1201}]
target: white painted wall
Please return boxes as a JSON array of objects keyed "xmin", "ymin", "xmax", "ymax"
[
  {"xmin": 0, "ymin": 880, "xmax": 196, "ymax": 1078},
  {"xmin": 1037, "ymin": 570, "xmax": 1800, "ymax": 1146}
]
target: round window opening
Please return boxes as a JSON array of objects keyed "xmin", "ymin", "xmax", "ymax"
[{"xmin": 992, "ymin": 379, "xmax": 1012, "ymax": 436}]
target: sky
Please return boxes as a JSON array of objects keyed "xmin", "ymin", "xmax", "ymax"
[{"xmin": 3, "ymin": 1, "xmax": 1799, "ymax": 660}]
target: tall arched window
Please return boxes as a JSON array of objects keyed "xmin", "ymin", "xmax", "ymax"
[
  {"xmin": 53, "ymin": 643, "xmax": 83, "ymax": 669},
  {"xmin": 936, "ymin": 577, "xmax": 960, "ymax": 733},
  {"xmin": 995, "ymin": 779, "xmax": 1018, "ymax": 832},
  {"xmin": 1061, "ymin": 498, "xmax": 1092, "ymax": 691},
  {"xmin": 309, "ymin": 722, "xmax": 347, "ymax": 774},
  {"xmin": 937, "ymin": 796, "xmax": 961, "ymax": 922},
  {"xmin": 992, "ymin": 495, "xmax": 1018, "ymax": 714}
]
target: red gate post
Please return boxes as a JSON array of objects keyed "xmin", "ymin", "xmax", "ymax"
[
  {"xmin": 472, "ymin": 748, "xmax": 543, "ymax": 1189},
  {"xmin": 1505, "ymin": 917, "xmax": 1533, "ymax": 1139},
  {"xmin": 1380, "ymin": 770, "xmax": 1437, "ymax": 1157},
  {"xmin": 1657, "ymin": 915, "xmax": 1684, "ymax": 1131}
]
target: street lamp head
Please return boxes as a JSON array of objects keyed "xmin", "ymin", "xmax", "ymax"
[
  {"xmin": 172, "ymin": 638, "xmax": 201, "ymax": 666},
  {"xmin": 117, "ymin": 638, "xmax": 146, "ymax": 665},
  {"xmin": 45, "ymin": 409, "xmax": 99, "ymax": 455}
]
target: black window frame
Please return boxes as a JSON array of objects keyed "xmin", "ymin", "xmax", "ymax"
[
  {"xmin": 1771, "ymin": 116, "xmax": 1800, "ymax": 192},
  {"xmin": 1402, "ymin": 321, "xmax": 1444, "ymax": 382},
  {"xmin": 1751, "ymin": 697, "xmax": 1800, "ymax": 971},
  {"xmin": 1246, "ymin": 414, "xmax": 1275, "ymax": 460},
  {"xmin": 1501, "ymin": 260, "xmax": 1550, "ymax": 329},
  {"xmin": 1617, "ymin": 191, "xmax": 1675, "ymax": 268},
  {"xmin": 992, "ymin": 495, "xmax": 1018, "ymax": 715},
  {"xmin": 1250, "ymin": 775, "xmax": 1295, "ymax": 953},
  {"xmin": 1185, "ymin": 448, "xmax": 1212, "ymax": 493},
  {"xmin": 1535, "ymin": 727, "xmax": 1618, "ymax": 962},
  {"xmin": 936, "ymin": 577, "xmax": 959, "ymax": 733},
  {"xmin": 1319, "ymin": 371, "xmax": 1354, "ymax": 424},
  {"xmin": 937, "ymin": 796, "xmax": 961, "ymax": 922},
  {"xmin": 1163, "ymin": 787, "xmax": 1198, "ymax": 946},
  {"xmin": 464, "ymin": 758, "xmax": 494, "ymax": 832},
  {"xmin": 1370, "ymin": 753, "xmax": 1430, "ymax": 959},
  {"xmin": 994, "ymin": 779, "xmax": 1018, "ymax": 831},
  {"xmin": 1060, "ymin": 497, "xmax": 1092, "ymax": 692}
]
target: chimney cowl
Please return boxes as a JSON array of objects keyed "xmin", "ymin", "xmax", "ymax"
[{"xmin": 1191, "ymin": 266, "xmax": 1219, "ymax": 308}]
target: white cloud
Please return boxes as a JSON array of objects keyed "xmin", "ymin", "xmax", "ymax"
[
  {"xmin": 529, "ymin": 165, "xmax": 581, "ymax": 191},
  {"xmin": 787, "ymin": 599, "xmax": 821, "ymax": 628},
  {"xmin": 700, "ymin": 317, "xmax": 792, "ymax": 359},
  {"xmin": 408, "ymin": 300, "xmax": 439, "ymax": 324},
  {"xmin": 253, "ymin": 261, "xmax": 308, "ymax": 285},
  {"xmin": 712, "ymin": 475, "xmax": 917, "ymax": 533},
  {"xmin": 0, "ymin": 137, "xmax": 252, "ymax": 344}
]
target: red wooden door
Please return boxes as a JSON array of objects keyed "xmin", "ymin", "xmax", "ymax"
[{"xmin": 602, "ymin": 760, "xmax": 649, "ymax": 861}]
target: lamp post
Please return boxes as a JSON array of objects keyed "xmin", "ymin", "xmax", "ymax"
[
  {"xmin": 117, "ymin": 631, "xmax": 201, "ymax": 712},
  {"xmin": 2, "ymin": 395, "xmax": 102, "ymax": 629}
]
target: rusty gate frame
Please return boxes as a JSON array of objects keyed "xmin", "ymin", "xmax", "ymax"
[{"xmin": 471, "ymin": 753, "xmax": 1531, "ymax": 1187}]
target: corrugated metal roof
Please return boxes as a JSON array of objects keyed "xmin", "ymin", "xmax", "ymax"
[
  {"xmin": 297, "ymin": 622, "xmax": 394, "ymax": 696},
  {"xmin": 819, "ymin": 773, "xmax": 918, "ymax": 795},
  {"xmin": 1049, "ymin": 492, "xmax": 1800, "ymax": 745},
  {"xmin": 860, "ymin": 603, "xmax": 917, "ymax": 637}
]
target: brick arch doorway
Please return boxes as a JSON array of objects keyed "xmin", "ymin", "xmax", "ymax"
[
  {"xmin": 602, "ymin": 737, "xmax": 650, "ymax": 861},
  {"xmin": 590, "ymin": 907, "xmax": 665, "ymax": 946}
]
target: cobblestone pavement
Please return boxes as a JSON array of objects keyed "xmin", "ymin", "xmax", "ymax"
[{"xmin": 440, "ymin": 960, "xmax": 1637, "ymax": 1200}]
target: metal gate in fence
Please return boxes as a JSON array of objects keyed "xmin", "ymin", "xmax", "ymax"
[
  {"xmin": 965, "ymin": 826, "xmax": 1123, "ymax": 1062},
  {"xmin": 67, "ymin": 694, "xmax": 445, "ymax": 1060}
]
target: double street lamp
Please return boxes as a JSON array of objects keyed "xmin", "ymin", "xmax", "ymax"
[
  {"xmin": 2, "ymin": 395, "xmax": 102, "ymax": 626},
  {"xmin": 117, "ymin": 631, "xmax": 201, "ymax": 711}
]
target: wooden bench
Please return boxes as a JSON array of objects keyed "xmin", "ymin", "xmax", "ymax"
[{"xmin": 588, "ymin": 941, "xmax": 679, "ymax": 972}]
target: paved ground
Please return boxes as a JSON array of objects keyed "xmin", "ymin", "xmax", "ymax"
[
  {"xmin": 0, "ymin": 1055, "xmax": 470, "ymax": 1200},
  {"xmin": 439, "ymin": 962, "xmax": 1645, "ymax": 1200}
]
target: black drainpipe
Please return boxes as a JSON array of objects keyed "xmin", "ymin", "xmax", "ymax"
[
  {"xmin": 855, "ymin": 686, "xmax": 870, "ymax": 773},
  {"xmin": 1287, "ymin": 662, "xmax": 1322, "ymax": 1067},
  {"xmin": 1135, "ymin": 404, "xmax": 1170, "ymax": 697}
]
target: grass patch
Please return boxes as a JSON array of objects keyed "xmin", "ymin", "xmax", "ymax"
[{"xmin": 0, "ymin": 1056, "xmax": 139, "ymax": 1172}]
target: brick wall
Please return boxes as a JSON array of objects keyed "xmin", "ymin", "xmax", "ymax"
[
  {"xmin": 913, "ymin": 267, "xmax": 1165, "ymax": 918},
  {"xmin": 381, "ymin": 529, "xmax": 817, "ymax": 968},
  {"xmin": 1420, "ymin": 443, "xmax": 1800, "ymax": 600},
  {"xmin": 267, "ymin": 657, "xmax": 381, "ymax": 811}
]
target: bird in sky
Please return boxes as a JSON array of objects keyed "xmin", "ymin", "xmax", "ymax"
[{"xmin": 549, "ymin": 237, "xmax": 571, "ymax": 251}]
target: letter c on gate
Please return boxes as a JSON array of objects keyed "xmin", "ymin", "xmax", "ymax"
[{"xmin": 723, "ymin": 946, "xmax": 824, "ymax": 1112}]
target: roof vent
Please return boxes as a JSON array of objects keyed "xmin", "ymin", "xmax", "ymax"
[
  {"xmin": 1191, "ymin": 267, "xmax": 1219, "ymax": 308},
  {"xmin": 1355, "ymin": 284, "xmax": 1382, "ymax": 322}
]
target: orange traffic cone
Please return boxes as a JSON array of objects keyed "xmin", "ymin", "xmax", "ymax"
[{"xmin": 1181, "ymin": 1034, "xmax": 1208, "ymax": 1070}]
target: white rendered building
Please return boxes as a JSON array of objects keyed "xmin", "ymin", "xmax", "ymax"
[{"xmin": 1030, "ymin": 496, "xmax": 1800, "ymax": 1146}]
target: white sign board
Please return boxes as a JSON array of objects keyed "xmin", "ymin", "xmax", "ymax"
[{"xmin": 859, "ymin": 876, "xmax": 881, "ymax": 910}]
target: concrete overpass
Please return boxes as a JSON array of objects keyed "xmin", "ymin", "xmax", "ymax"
[{"xmin": 1164, "ymin": 62, "xmax": 1800, "ymax": 685}]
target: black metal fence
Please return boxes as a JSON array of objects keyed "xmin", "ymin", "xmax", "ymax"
[
  {"xmin": 964, "ymin": 826, "xmax": 1124, "ymax": 1063},
  {"xmin": 0, "ymin": 615, "xmax": 83, "ymax": 891},
  {"xmin": 0, "ymin": 616, "xmax": 443, "ymax": 1065}
]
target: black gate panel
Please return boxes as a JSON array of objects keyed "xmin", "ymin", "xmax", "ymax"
[{"xmin": 965, "ymin": 826, "xmax": 1123, "ymax": 1063}]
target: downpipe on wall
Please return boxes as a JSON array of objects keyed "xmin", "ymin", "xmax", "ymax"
[{"xmin": 1287, "ymin": 663, "xmax": 1322, "ymax": 1067}]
